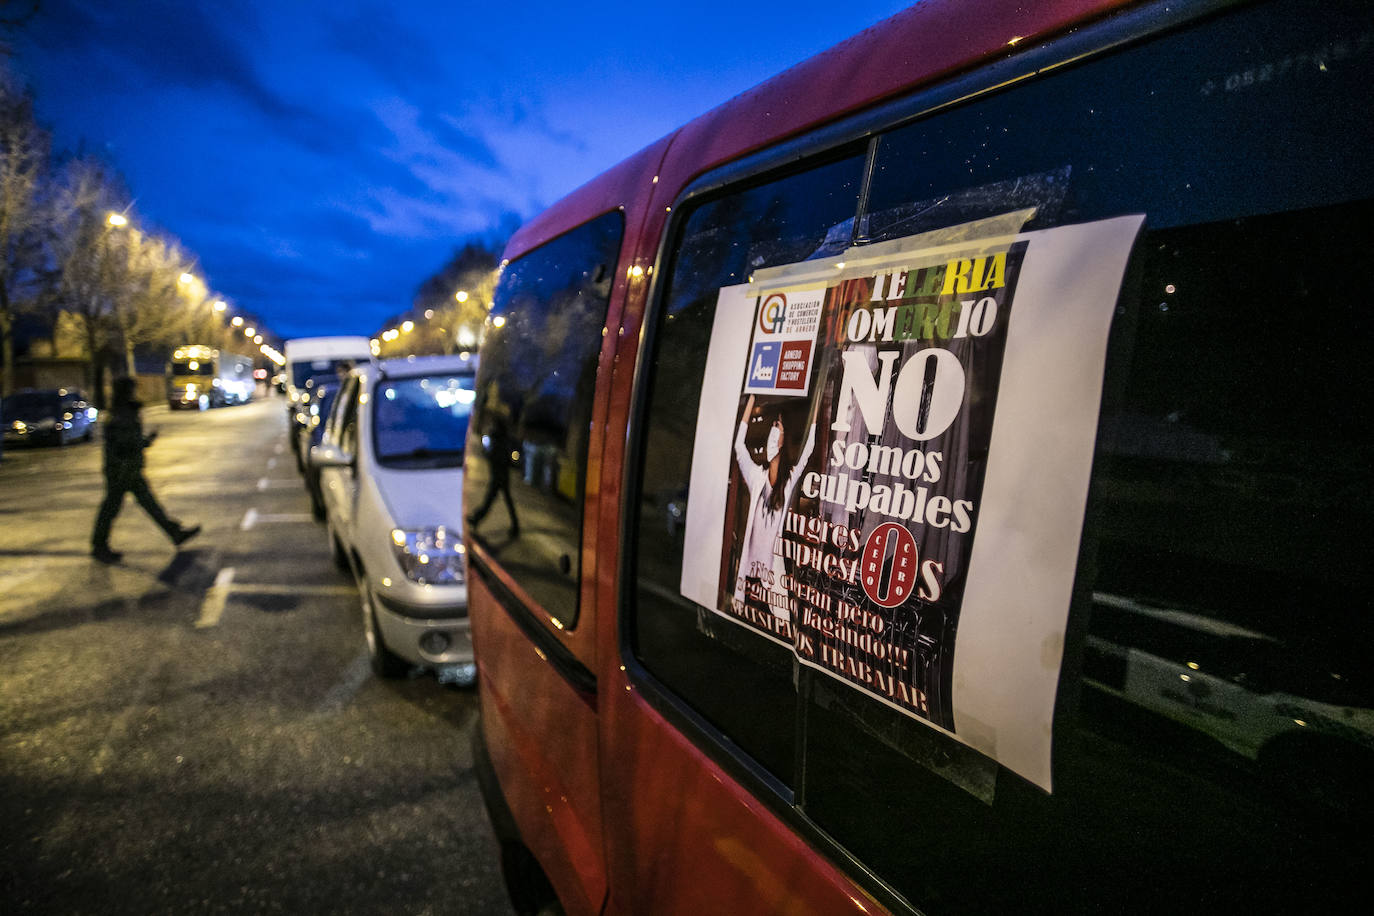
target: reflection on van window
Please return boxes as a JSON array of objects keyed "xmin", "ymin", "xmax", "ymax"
[
  {"xmin": 373, "ymin": 375, "xmax": 476, "ymax": 468},
  {"xmin": 1083, "ymin": 199, "xmax": 1374, "ymax": 789},
  {"xmin": 464, "ymin": 209, "xmax": 623, "ymax": 627}
]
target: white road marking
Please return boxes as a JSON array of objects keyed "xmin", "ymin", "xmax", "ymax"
[
  {"xmin": 193, "ymin": 572, "xmax": 355, "ymax": 631},
  {"xmin": 195, "ymin": 567, "xmax": 236, "ymax": 629},
  {"xmin": 224, "ymin": 582, "xmax": 356, "ymax": 597},
  {"xmin": 267, "ymin": 458, "xmax": 278, "ymax": 470},
  {"xmin": 314, "ymin": 650, "xmax": 372, "ymax": 714},
  {"xmin": 256, "ymin": 478, "xmax": 298, "ymax": 490},
  {"xmin": 240, "ymin": 508, "xmax": 258, "ymax": 530},
  {"xmin": 274, "ymin": 443, "xmax": 285, "ymax": 455},
  {"xmin": 252, "ymin": 512, "xmax": 315, "ymax": 524}
]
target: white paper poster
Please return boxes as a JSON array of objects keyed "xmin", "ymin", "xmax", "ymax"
[{"xmin": 679, "ymin": 213, "xmax": 1145, "ymax": 790}]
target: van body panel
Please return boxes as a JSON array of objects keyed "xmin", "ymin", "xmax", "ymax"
[
  {"xmin": 599, "ymin": 687, "xmax": 881, "ymax": 916},
  {"xmin": 470, "ymin": 570, "xmax": 605, "ymax": 916},
  {"xmin": 473, "ymin": 0, "xmax": 1374, "ymax": 913}
]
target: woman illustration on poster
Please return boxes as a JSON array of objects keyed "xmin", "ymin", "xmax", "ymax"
[{"xmin": 731, "ymin": 394, "xmax": 816, "ymax": 619}]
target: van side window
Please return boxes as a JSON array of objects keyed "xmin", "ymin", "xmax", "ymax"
[
  {"xmin": 464, "ymin": 210, "xmax": 623, "ymax": 628},
  {"xmin": 634, "ymin": 153, "xmax": 867, "ymax": 788},
  {"xmin": 337, "ymin": 378, "xmax": 361, "ymax": 458},
  {"xmin": 630, "ymin": 0, "xmax": 1373, "ymax": 910}
]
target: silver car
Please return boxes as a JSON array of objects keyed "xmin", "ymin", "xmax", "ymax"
[{"xmin": 311, "ymin": 354, "xmax": 477, "ymax": 681}]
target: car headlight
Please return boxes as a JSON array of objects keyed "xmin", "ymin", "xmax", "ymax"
[{"xmin": 390, "ymin": 526, "xmax": 465, "ymax": 585}]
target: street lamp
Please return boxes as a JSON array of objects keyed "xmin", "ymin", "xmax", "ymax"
[
  {"xmin": 106, "ymin": 212, "xmax": 128, "ymax": 228},
  {"xmin": 179, "ymin": 272, "xmax": 195, "ymax": 285},
  {"xmin": 231, "ymin": 316, "xmax": 244, "ymax": 327},
  {"xmin": 454, "ymin": 290, "xmax": 469, "ymax": 303},
  {"xmin": 213, "ymin": 300, "xmax": 227, "ymax": 312},
  {"xmin": 244, "ymin": 326, "xmax": 256, "ymax": 337},
  {"xmin": 401, "ymin": 320, "xmax": 414, "ymax": 333}
]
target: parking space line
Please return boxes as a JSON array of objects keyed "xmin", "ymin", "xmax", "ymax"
[
  {"xmin": 226, "ymin": 582, "xmax": 356, "ymax": 597},
  {"xmin": 195, "ymin": 567, "xmax": 236, "ymax": 629},
  {"xmin": 240, "ymin": 508, "xmax": 258, "ymax": 530},
  {"xmin": 267, "ymin": 458, "xmax": 278, "ymax": 470},
  {"xmin": 256, "ymin": 478, "xmax": 298, "ymax": 490},
  {"xmin": 193, "ymin": 572, "xmax": 354, "ymax": 631}
]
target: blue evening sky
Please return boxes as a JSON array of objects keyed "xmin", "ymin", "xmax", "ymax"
[{"xmin": 9, "ymin": 0, "xmax": 913, "ymax": 339}]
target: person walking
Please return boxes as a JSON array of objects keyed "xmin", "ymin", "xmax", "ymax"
[
  {"xmin": 90, "ymin": 376, "xmax": 200, "ymax": 564},
  {"xmin": 466, "ymin": 381, "xmax": 520, "ymax": 539}
]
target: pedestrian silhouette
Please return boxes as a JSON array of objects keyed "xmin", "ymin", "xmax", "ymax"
[
  {"xmin": 466, "ymin": 381, "xmax": 520, "ymax": 539},
  {"xmin": 91, "ymin": 376, "xmax": 200, "ymax": 564}
]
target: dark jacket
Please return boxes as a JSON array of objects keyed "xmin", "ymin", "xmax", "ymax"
[{"xmin": 103, "ymin": 403, "xmax": 152, "ymax": 478}]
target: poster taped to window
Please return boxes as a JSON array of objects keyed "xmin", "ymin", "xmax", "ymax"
[{"xmin": 679, "ymin": 213, "xmax": 1145, "ymax": 790}]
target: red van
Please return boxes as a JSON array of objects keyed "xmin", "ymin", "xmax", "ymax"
[{"xmin": 463, "ymin": 1, "xmax": 1373, "ymax": 912}]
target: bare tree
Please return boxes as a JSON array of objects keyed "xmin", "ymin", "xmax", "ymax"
[
  {"xmin": 51, "ymin": 156, "xmax": 127, "ymax": 405},
  {"xmin": 109, "ymin": 230, "xmax": 200, "ymax": 374},
  {"xmin": 0, "ymin": 67, "xmax": 51, "ymax": 395},
  {"xmin": 391, "ymin": 240, "xmax": 500, "ymax": 357}
]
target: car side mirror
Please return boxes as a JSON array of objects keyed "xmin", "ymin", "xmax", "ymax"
[{"xmin": 310, "ymin": 442, "xmax": 355, "ymax": 470}]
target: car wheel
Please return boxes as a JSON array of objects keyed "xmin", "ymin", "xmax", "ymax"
[
  {"xmin": 359, "ymin": 571, "xmax": 408, "ymax": 678},
  {"xmin": 329, "ymin": 527, "xmax": 349, "ymax": 571},
  {"xmin": 308, "ymin": 477, "xmax": 326, "ymax": 522}
]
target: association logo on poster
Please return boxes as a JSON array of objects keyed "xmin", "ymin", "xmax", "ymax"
[{"xmin": 744, "ymin": 288, "xmax": 824, "ymax": 397}]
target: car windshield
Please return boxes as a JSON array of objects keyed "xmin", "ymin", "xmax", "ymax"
[
  {"xmin": 3, "ymin": 392, "xmax": 61, "ymax": 415},
  {"xmin": 373, "ymin": 374, "xmax": 475, "ymax": 467}
]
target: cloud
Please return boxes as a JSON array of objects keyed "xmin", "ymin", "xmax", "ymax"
[
  {"xmin": 323, "ymin": 4, "xmax": 445, "ymax": 95},
  {"xmin": 31, "ymin": 0, "xmax": 296, "ymax": 120}
]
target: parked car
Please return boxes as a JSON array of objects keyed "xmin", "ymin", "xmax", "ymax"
[
  {"xmin": 2, "ymin": 388, "xmax": 97, "ymax": 447},
  {"xmin": 294, "ymin": 377, "xmax": 342, "ymax": 519},
  {"xmin": 462, "ymin": 1, "xmax": 1374, "ymax": 914},
  {"xmin": 312, "ymin": 354, "xmax": 478, "ymax": 679}
]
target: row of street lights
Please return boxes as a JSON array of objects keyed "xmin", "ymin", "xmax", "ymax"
[{"xmin": 108, "ymin": 211, "xmax": 284, "ymax": 367}]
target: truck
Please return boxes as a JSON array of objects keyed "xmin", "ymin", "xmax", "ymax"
[{"xmin": 165, "ymin": 345, "xmax": 255, "ymax": 409}]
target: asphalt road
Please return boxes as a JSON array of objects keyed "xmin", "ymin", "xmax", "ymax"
[{"xmin": 0, "ymin": 396, "xmax": 513, "ymax": 915}]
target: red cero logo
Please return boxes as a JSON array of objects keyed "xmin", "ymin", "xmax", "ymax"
[
  {"xmin": 861, "ymin": 522, "xmax": 918, "ymax": 608},
  {"xmin": 758, "ymin": 293, "xmax": 787, "ymax": 334}
]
